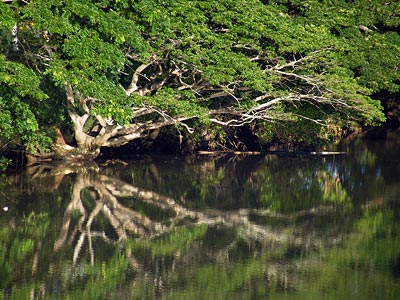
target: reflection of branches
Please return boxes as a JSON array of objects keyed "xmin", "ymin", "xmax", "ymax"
[
  {"xmin": 98, "ymin": 175, "xmax": 290, "ymax": 242},
  {"xmin": 53, "ymin": 172, "xmax": 163, "ymax": 267},
  {"xmin": 54, "ymin": 175, "xmax": 87, "ymax": 251},
  {"xmin": 49, "ymin": 167, "xmax": 343, "ymax": 270}
]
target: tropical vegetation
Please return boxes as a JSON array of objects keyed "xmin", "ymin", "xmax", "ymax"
[{"xmin": 0, "ymin": 0, "xmax": 399, "ymax": 166}]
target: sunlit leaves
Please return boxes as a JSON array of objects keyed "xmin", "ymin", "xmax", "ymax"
[
  {"xmin": 0, "ymin": 0, "xmax": 398, "ymax": 160},
  {"xmin": 68, "ymin": 0, "xmax": 146, "ymax": 49},
  {"xmin": 0, "ymin": 1, "xmax": 16, "ymax": 29},
  {"xmin": 0, "ymin": 55, "xmax": 47, "ymax": 100},
  {"xmin": 22, "ymin": 0, "xmax": 74, "ymax": 34},
  {"xmin": 127, "ymin": 0, "xmax": 390, "ymax": 129},
  {"xmin": 133, "ymin": 87, "xmax": 208, "ymax": 119},
  {"xmin": 62, "ymin": 29, "xmax": 126, "ymax": 73},
  {"xmin": 0, "ymin": 55, "xmax": 51, "ymax": 152},
  {"xmin": 275, "ymin": 0, "xmax": 400, "ymax": 93}
]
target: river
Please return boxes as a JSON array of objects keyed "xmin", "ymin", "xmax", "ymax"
[{"xmin": 0, "ymin": 137, "xmax": 399, "ymax": 300}]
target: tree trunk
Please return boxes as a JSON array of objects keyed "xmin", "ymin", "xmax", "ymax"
[{"xmin": 53, "ymin": 129, "xmax": 100, "ymax": 161}]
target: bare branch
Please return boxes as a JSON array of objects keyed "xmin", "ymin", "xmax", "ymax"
[
  {"xmin": 125, "ymin": 62, "xmax": 152, "ymax": 96},
  {"xmin": 273, "ymin": 48, "xmax": 334, "ymax": 70},
  {"xmin": 207, "ymin": 92, "xmax": 357, "ymax": 127},
  {"xmin": 273, "ymin": 70, "xmax": 320, "ymax": 89},
  {"xmin": 132, "ymin": 106, "xmax": 156, "ymax": 118},
  {"xmin": 149, "ymin": 107, "xmax": 195, "ymax": 133}
]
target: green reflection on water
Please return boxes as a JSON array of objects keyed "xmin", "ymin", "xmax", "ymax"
[{"xmin": 0, "ymin": 139, "xmax": 399, "ymax": 299}]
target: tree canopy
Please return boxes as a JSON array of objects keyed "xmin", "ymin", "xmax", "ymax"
[{"xmin": 0, "ymin": 0, "xmax": 398, "ymax": 164}]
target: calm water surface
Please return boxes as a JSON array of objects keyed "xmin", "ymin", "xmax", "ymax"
[{"xmin": 0, "ymin": 138, "xmax": 399, "ymax": 300}]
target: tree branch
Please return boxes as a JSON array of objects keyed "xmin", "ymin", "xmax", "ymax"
[
  {"xmin": 64, "ymin": 84, "xmax": 94, "ymax": 148},
  {"xmin": 272, "ymin": 48, "xmax": 334, "ymax": 70},
  {"xmin": 125, "ymin": 62, "xmax": 152, "ymax": 96}
]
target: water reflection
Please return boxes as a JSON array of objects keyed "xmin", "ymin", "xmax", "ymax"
[{"xmin": 0, "ymin": 139, "xmax": 399, "ymax": 299}]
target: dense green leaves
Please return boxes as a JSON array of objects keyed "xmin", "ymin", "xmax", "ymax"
[
  {"xmin": 0, "ymin": 1, "xmax": 15, "ymax": 30},
  {"xmin": 0, "ymin": 55, "xmax": 51, "ymax": 154},
  {"xmin": 0, "ymin": 0, "xmax": 398, "ymax": 163},
  {"xmin": 275, "ymin": 0, "xmax": 400, "ymax": 92}
]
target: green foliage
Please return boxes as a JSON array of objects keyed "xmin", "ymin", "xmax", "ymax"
[
  {"xmin": 0, "ymin": 157, "xmax": 11, "ymax": 171},
  {"xmin": 328, "ymin": 210, "xmax": 400, "ymax": 270},
  {"xmin": 0, "ymin": 211, "xmax": 49, "ymax": 290},
  {"xmin": 276, "ymin": 0, "xmax": 400, "ymax": 93},
  {"xmin": 0, "ymin": 55, "xmax": 52, "ymax": 155},
  {"xmin": 251, "ymin": 157, "xmax": 351, "ymax": 212},
  {"xmin": 131, "ymin": 225, "xmax": 207, "ymax": 257},
  {"xmin": 0, "ymin": 1, "xmax": 15, "ymax": 30},
  {"xmin": 132, "ymin": 88, "xmax": 208, "ymax": 119},
  {"xmin": 0, "ymin": 0, "xmax": 397, "ymax": 159}
]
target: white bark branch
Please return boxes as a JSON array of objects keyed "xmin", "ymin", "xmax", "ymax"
[
  {"xmin": 207, "ymin": 91, "xmax": 360, "ymax": 127},
  {"xmin": 125, "ymin": 62, "xmax": 152, "ymax": 96},
  {"xmin": 273, "ymin": 48, "xmax": 334, "ymax": 70},
  {"xmin": 64, "ymin": 84, "xmax": 94, "ymax": 148}
]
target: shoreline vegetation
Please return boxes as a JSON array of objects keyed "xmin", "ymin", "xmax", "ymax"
[{"xmin": 1, "ymin": 0, "xmax": 399, "ymax": 169}]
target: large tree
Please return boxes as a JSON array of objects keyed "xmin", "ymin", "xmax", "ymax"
[{"xmin": 1, "ymin": 0, "xmax": 397, "ymax": 162}]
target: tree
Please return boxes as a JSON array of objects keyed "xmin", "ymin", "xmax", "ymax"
[{"xmin": 1, "ymin": 0, "xmax": 394, "ymax": 162}]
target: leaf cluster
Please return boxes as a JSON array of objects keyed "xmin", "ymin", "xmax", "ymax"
[{"xmin": 0, "ymin": 55, "xmax": 51, "ymax": 153}]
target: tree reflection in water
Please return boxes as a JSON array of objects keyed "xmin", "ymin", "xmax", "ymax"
[
  {"xmin": 1, "ymin": 144, "xmax": 399, "ymax": 299},
  {"xmin": 41, "ymin": 160, "xmax": 341, "ymax": 272}
]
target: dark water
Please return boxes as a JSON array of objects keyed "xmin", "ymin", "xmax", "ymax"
[{"xmin": 0, "ymin": 138, "xmax": 399, "ymax": 300}]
